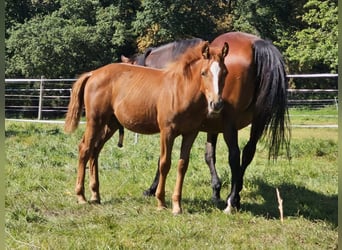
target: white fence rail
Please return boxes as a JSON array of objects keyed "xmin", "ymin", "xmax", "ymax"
[{"xmin": 5, "ymin": 74, "xmax": 338, "ymax": 120}]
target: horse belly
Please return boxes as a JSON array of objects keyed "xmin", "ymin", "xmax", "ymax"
[
  {"xmin": 114, "ymin": 102, "xmax": 160, "ymax": 134},
  {"xmin": 120, "ymin": 118, "xmax": 159, "ymax": 134}
]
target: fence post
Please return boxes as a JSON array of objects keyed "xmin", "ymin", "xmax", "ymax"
[
  {"xmin": 134, "ymin": 133, "xmax": 138, "ymax": 144},
  {"xmin": 38, "ymin": 76, "xmax": 44, "ymax": 120}
]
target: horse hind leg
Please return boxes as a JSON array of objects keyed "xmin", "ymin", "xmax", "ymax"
[
  {"xmin": 76, "ymin": 121, "xmax": 102, "ymax": 204},
  {"xmin": 222, "ymin": 124, "xmax": 242, "ymax": 214},
  {"xmin": 223, "ymin": 121, "xmax": 263, "ymax": 213},
  {"xmin": 76, "ymin": 115, "xmax": 118, "ymax": 204},
  {"xmin": 76, "ymin": 136, "xmax": 89, "ymax": 204},
  {"xmin": 88, "ymin": 119, "xmax": 119, "ymax": 203},
  {"xmin": 205, "ymin": 133, "xmax": 221, "ymax": 202}
]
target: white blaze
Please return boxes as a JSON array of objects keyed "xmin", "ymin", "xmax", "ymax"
[{"xmin": 210, "ymin": 61, "xmax": 220, "ymax": 94}]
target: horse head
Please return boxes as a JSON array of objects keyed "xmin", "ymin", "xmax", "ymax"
[{"xmin": 199, "ymin": 41, "xmax": 229, "ymax": 115}]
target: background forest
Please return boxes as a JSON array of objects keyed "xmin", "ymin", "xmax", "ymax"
[{"xmin": 5, "ymin": 0, "xmax": 338, "ymax": 80}]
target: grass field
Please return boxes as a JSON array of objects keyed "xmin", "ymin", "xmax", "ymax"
[{"xmin": 5, "ymin": 107, "xmax": 338, "ymax": 249}]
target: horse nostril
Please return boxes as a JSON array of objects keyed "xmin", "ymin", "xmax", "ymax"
[
  {"xmin": 215, "ymin": 100, "xmax": 224, "ymax": 110},
  {"xmin": 210, "ymin": 99, "xmax": 224, "ymax": 111}
]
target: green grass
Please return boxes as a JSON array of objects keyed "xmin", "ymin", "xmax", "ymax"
[
  {"xmin": 289, "ymin": 106, "xmax": 338, "ymax": 125},
  {"xmin": 5, "ymin": 109, "xmax": 338, "ymax": 249}
]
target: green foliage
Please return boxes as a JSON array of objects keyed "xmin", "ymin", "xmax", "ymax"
[
  {"xmin": 6, "ymin": 15, "xmax": 98, "ymax": 78},
  {"xmin": 5, "ymin": 0, "xmax": 338, "ymax": 78},
  {"xmin": 133, "ymin": 0, "xmax": 227, "ymax": 51},
  {"xmin": 281, "ymin": 0, "xmax": 338, "ymax": 73},
  {"xmin": 133, "ymin": 0, "xmax": 172, "ymax": 49},
  {"xmin": 5, "ymin": 0, "xmax": 137, "ymax": 78},
  {"xmin": 5, "ymin": 0, "xmax": 60, "ymax": 30}
]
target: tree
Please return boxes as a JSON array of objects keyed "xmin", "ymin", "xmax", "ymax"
[
  {"xmin": 5, "ymin": 0, "xmax": 60, "ymax": 33},
  {"xmin": 5, "ymin": 0, "xmax": 138, "ymax": 78},
  {"xmin": 229, "ymin": 0, "xmax": 307, "ymax": 41},
  {"xmin": 282, "ymin": 0, "xmax": 338, "ymax": 73},
  {"xmin": 132, "ymin": 0, "xmax": 228, "ymax": 51},
  {"xmin": 6, "ymin": 0, "xmax": 337, "ymax": 79}
]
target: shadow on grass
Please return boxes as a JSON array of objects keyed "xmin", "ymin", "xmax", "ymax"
[
  {"xmin": 241, "ymin": 179, "xmax": 338, "ymax": 227},
  {"xmin": 171, "ymin": 179, "xmax": 337, "ymax": 226},
  {"xmin": 96, "ymin": 179, "xmax": 337, "ymax": 227}
]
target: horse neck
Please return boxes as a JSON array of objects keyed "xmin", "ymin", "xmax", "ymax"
[{"xmin": 168, "ymin": 61, "xmax": 206, "ymax": 107}]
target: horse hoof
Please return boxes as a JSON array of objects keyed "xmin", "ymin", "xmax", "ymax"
[
  {"xmin": 211, "ymin": 196, "xmax": 221, "ymax": 204},
  {"xmin": 77, "ymin": 195, "xmax": 88, "ymax": 204},
  {"xmin": 77, "ymin": 199, "xmax": 88, "ymax": 205},
  {"xmin": 143, "ymin": 189, "xmax": 156, "ymax": 197},
  {"xmin": 157, "ymin": 206, "xmax": 167, "ymax": 211},
  {"xmin": 89, "ymin": 199, "xmax": 101, "ymax": 205},
  {"xmin": 223, "ymin": 200, "xmax": 238, "ymax": 214},
  {"xmin": 117, "ymin": 143, "xmax": 123, "ymax": 148},
  {"xmin": 172, "ymin": 209, "xmax": 182, "ymax": 215}
]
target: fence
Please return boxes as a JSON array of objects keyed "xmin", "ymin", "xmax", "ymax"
[
  {"xmin": 4, "ymin": 74, "xmax": 338, "ymax": 120},
  {"xmin": 5, "ymin": 77, "xmax": 74, "ymax": 119}
]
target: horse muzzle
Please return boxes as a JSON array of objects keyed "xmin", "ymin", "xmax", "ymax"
[{"xmin": 209, "ymin": 97, "xmax": 224, "ymax": 114}]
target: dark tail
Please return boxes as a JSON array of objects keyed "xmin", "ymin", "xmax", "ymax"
[
  {"xmin": 64, "ymin": 73, "xmax": 91, "ymax": 134},
  {"xmin": 253, "ymin": 39, "xmax": 291, "ymax": 159}
]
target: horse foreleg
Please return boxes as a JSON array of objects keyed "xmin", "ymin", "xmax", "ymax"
[
  {"xmin": 205, "ymin": 133, "xmax": 221, "ymax": 202},
  {"xmin": 155, "ymin": 131, "xmax": 174, "ymax": 211},
  {"xmin": 223, "ymin": 125, "xmax": 242, "ymax": 213},
  {"xmin": 172, "ymin": 132, "xmax": 198, "ymax": 215}
]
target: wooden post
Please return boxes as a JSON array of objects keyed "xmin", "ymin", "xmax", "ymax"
[
  {"xmin": 38, "ymin": 76, "xmax": 44, "ymax": 120},
  {"xmin": 276, "ymin": 188, "xmax": 284, "ymax": 223}
]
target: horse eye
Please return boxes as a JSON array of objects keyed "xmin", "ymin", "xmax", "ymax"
[{"xmin": 201, "ymin": 71, "xmax": 207, "ymax": 76}]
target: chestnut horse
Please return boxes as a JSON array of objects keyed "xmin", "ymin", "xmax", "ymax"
[
  {"xmin": 64, "ymin": 41, "xmax": 229, "ymax": 214},
  {"xmin": 125, "ymin": 32, "xmax": 291, "ymax": 213}
]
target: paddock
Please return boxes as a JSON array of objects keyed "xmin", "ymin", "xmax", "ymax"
[{"xmin": 5, "ymin": 107, "xmax": 338, "ymax": 248}]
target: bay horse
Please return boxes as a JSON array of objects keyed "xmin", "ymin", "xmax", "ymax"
[
  {"xmin": 64, "ymin": 41, "xmax": 229, "ymax": 214},
  {"xmin": 125, "ymin": 32, "xmax": 291, "ymax": 213}
]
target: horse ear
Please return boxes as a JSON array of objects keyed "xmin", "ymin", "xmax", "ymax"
[
  {"xmin": 121, "ymin": 55, "xmax": 131, "ymax": 63},
  {"xmin": 202, "ymin": 41, "xmax": 210, "ymax": 59},
  {"xmin": 222, "ymin": 42, "xmax": 229, "ymax": 58}
]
